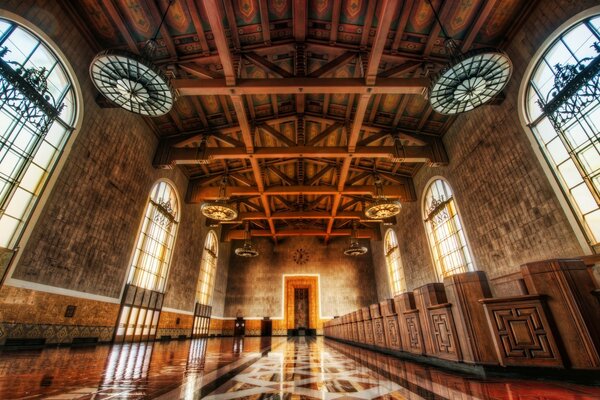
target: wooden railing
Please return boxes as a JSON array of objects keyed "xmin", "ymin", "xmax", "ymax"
[{"xmin": 324, "ymin": 258, "xmax": 600, "ymax": 370}]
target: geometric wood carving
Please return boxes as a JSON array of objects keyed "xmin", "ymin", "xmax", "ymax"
[
  {"xmin": 364, "ymin": 319, "xmax": 374, "ymax": 345},
  {"xmin": 403, "ymin": 311, "xmax": 423, "ymax": 354},
  {"xmin": 372, "ymin": 318, "xmax": 386, "ymax": 348},
  {"xmin": 427, "ymin": 304, "xmax": 461, "ymax": 361},
  {"xmin": 481, "ymin": 295, "xmax": 563, "ymax": 367},
  {"xmin": 383, "ymin": 316, "xmax": 402, "ymax": 350}
]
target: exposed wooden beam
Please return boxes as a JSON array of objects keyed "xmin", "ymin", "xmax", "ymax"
[
  {"xmin": 306, "ymin": 122, "xmax": 343, "ymax": 146},
  {"xmin": 145, "ymin": 0, "xmax": 177, "ymax": 58},
  {"xmin": 308, "ymin": 52, "xmax": 356, "ymax": 78},
  {"xmin": 179, "ymin": 63, "xmax": 223, "ymax": 79},
  {"xmin": 238, "ymin": 211, "xmax": 363, "ymax": 221},
  {"xmin": 348, "ymin": 94, "xmax": 371, "ymax": 152},
  {"xmin": 230, "ymin": 95, "xmax": 254, "ymax": 152},
  {"xmin": 173, "ymin": 77, "xmax": 429, "ymax": 96},
  {"xmin": 230, "ymin": 173, "xmax": 254, "ymax": 187},
  {"xmin": 244, "ymin": 52, "xmax": 293, "ymax": 78},
  {"xmin": 185, "ymin": 0, "xmax": 210, "ymax": 55},
  {"xmin": 188, "ymin": 184, "xmax": 413, "ymax": 202},
  {"xmin": 461, "ymin": 0, "xmax": 499, "ymax": 52},
  {"xmin": 293, "ymin": 0, "xmax": 307, "ymax": 41},
  {"xmin": 391, "ymin": 0, "xmax": 414, "ymax": 54},
  {"xmin": 101, "ymin": 0, "xmax": 138, "ymax": 53},
  {"xmin": 330, "ymin": 0, "xmax": 341, "ymax": 44},
  {"xmin": 365, "ymin": 0, "xmax": 400, "ymax": 84},
  {"xmin": 360, "ymin": 0, "xmax": 378, "ymax": 48},
  {"xmin": 269, "ymin": 166, "xmax": 296, "ymax": 186},
  {"xmin": 160, "ymin": 145, "xmax": 444, "ymax": 164},
  {"xmin": 203, "ymin": 0, "xmax": 236, "ymax": 85},
  {"xmin": 378, "ymin": 61, "xmax": 422, "ymax": 78},
  {"xmin": 259, "ymin": 124, "xmax": 296, "ymax": 147},
  {"xmin": 222, "ymin": 0, "xmax": 241, "ymax": 50},
  {"xmin": 306, "ymin": 165, "xmax": 335, "ymax": 186},
  {"xmin": 227, "ymin": 228, "xmax": 375, "ymax": 240},
  {"xmin": 423, "ymin": 0, "xmax": 455, "ymax": 57},
  {"xmin": 258, "ymin": 0, "xmax": 271, "ymax": 45}
]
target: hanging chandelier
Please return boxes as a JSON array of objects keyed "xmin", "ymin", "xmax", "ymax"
[
  {"xmin": 200, "ymin": 176, "xmax": 238, "ymax": 221},
  {"xmin": 364, "ymin": 176, "xmax": 401, "ymax": 219},
  {"xmin": 235, "ymin": 222, "xmax": 259, "ymax": 257},
  {"xmin": 344, "ymin": 221, "xmax": 368, "ymax": 256},
  {"xmin": 89, "ymin": 0, "xmax": 175, "ymax": 116},
  {"xmin": 427, "ymin": 1, "xmax": 512, "ymax": 115}
]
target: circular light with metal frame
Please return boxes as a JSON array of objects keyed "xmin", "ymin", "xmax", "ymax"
[
  {"xmin": 90, "ymin": 49, "xmax": 175, "ymax": 116},
  {"xmin": 364, "ymin": 199, "xmax": 402, "ymax": 220},
  {"xmin": 429, "ymin": 47, "xmax": 513, "ymax": 115},
  {"xmin": 200, "ymin": 201, "xmax": 238, "ymax": 221}
]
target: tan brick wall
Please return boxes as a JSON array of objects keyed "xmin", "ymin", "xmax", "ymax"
[
  {"xmin": 224, "ymin": 236, "xmax": 377, "ymax": 319},
  {"xmin": 372, "ymin": 0, "xmax": 595, "ymax": 294}
]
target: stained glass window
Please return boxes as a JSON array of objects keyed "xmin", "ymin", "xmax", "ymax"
[
  {"xmin": 525, "ymin": 14, "xmax": 600, "ymax": 251},
  {"xmin": 384, "ymin": 229, "xmax": 406, "ymax": 295},
  {"xmin": 423, "ymin": 179, "xmax": 474, "ymax": 279},
  {"xmin": 0, "ymin": 17, "xmax": 77, "ymax": 249}
]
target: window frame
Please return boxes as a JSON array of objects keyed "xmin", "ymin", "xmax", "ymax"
[
  {"xmin": 384, "ymin": 228, "xmax": 406, "ymax": 296},
  {"xmin": 0, "ymin": 10, "xmax": 84, "ymax": 285},
  {"xmin": 518, "ymin": 5, "xmax": 600, "ymax": 255},
  {"xmin": 125, "ymin": 179, "xmax": 181, "ymax": 294},
  {"xmin": 422, "ymin": 177, "xmax": 475, "ymax": 281},
  {"xmin": 196, "ymin": 230, "xmax": 218, "ymax": 306}
]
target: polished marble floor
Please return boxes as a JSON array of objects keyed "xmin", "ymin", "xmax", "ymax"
[{"xmin": 0, "ymin": 336, "xmax": 599, "ymax": 399}]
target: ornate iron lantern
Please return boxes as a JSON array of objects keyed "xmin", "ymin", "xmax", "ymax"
[
  {"xmin": 235, "ymin": 222, "xmax": 259, "ymax": 257},
  {"xmin": 344, "ymin": 221, "xmax": 368, "ymax": 256}
]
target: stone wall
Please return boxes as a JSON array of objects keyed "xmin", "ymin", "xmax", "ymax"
[
  {"xmin": 0, "ymin": 1, "xmax": 229, "ymax": 343},
  {"xmin": 371, "ymin": 0, "xmax": 595, "ymax": 296},
  {"xmin": 223, "ymin": 236, "xmax": 378, "ymax": 319}
]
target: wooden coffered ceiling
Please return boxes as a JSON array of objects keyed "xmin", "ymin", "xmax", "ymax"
[{"xmin": 64, "ymin": 0, "xmax": 533, "ymax": 241}]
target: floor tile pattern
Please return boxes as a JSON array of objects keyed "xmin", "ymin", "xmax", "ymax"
[{"xmin": 0, "ymin": 336, "xmax": 599, "ymax": 399}]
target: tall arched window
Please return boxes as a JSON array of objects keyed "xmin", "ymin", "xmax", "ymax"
[
  {"xmin": 116, "ymin": 180, "xmax": 180, "ymax": 343},
  {"xmin": 523, "ymin": 12, "xmax": 600, "ymax": 252},
  {"xmin": 385, "ymin": 229, "xmax": 406, "ymax": 296},
  {"xmin": 128, "ymin": 180, "xmax": 180, "ymax": 292},
  {"xmin": 423, "ymin": 179, "xmax": 474, "ymax": 279},
  {"xmin": 192, "ymin": 231, "xmax": 218, "ymax": 338},
  {"xmin": 196, "ymin": 231, "xmax": 218, "ymax": 306},
  {"xmin": 0, "ymin": 17, "xmax": 78, "ymax": 249}
]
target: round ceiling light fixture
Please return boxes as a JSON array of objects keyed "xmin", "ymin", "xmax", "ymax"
[
  {"xmin": 89, "ymin": 0, "xmax": 175, "ymax": 117},
  {"xmin": 90, "ymin": 49, "xmax": 175, "ymax": 116},
  {"xmin": 426, "ymin": 0, "xmax": 513, "ymax": 115},
  {"xmin": 235, "ymin": 222, "xmax": 259, "ymax": 257},
  {"xmin": 200, "ymin": 176, "xmax": 238, "ymax": 222},
  {"xmin": 364, "ymin": 176, "xmax": 401, "ymax": 220},
  {"xmin": 344, "ymin": 221, "xmax": 368, "ymax": 256},
  {"xmin": 429, "ymin": 46, "xmax": 513, "ymax": 115}
]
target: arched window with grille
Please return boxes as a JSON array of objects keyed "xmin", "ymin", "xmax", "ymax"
[
  {"xmin": 423, "ymin": 178, "xmax": 474, "ymax": 280},
  {"xmin": 522, "ymin": 11, "xmax": 600, "ymax": 252},
  {"xmin": 192, "ymin": 231, "xmax": 218, "ymax": 338},
  {"xmin": 115, "ymin": 180, "xmax": 180, "ymax": 343},
  {"xmin": 0, "ymin": 16, "xmax": 79, "ymax": 251},
  {"xmin": 385, "ymin": 229, "xmax": 406, "ymax": 296}
]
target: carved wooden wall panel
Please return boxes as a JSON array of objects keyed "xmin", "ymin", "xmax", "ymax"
[
  {"xmin": 402, "ymin": 311, "xmax": 424, "ymax": 354},
  {"xmin": 427, "ymin": 305, "xmax": 461, "ymax": 361},
  {"xmin": 383, "ymin": 315, "xmax": 402, "ymax": 350},
  {"xmin": 481, "ymin": 295, "xmax": 563, "ymax": 367}
]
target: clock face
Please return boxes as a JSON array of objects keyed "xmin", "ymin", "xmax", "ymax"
[{"xmin": 293, "ymin": 248, "xmax": 310, "ymax": 265}]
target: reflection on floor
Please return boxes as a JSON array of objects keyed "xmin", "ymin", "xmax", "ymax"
[{"xmin": 0, "ymin": 336, "xmax": 598, "ymax": 399}]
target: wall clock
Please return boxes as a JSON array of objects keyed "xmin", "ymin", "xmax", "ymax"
[{"xmin": 293, "ymin": 248, "xmax": 310, "ymax": 265}]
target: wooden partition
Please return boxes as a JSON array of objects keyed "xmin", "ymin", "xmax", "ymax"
[{"xmin": 324, "ymin": 257, "xmax": 600, "ymax": 372}]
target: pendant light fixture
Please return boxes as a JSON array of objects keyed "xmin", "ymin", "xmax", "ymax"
[
  {"xmin": 427, "ymin": 0, "xmax": 513, "ymax": 115},
  {"xmin": 89, "ymin": 0, "xmax": 176, "ymax": 116},
  {"xmin": 344, "ymin": 221, "xmax": 368, "ymax": 256},
  {"xmin": 235, "ymin": 222, "xmax": 259, "ymax": 257},
  {"xmin": 200, "ymin": 175, "xmax": 238, "ymax": 222},
  {"xmin": 364, "ymin": 175, "xmax": 401, "ymax": 220}
]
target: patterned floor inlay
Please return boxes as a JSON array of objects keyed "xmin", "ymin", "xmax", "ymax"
[{"xmin": 0, "ymin": 336, "xmax": 599, "ymax": 399}]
